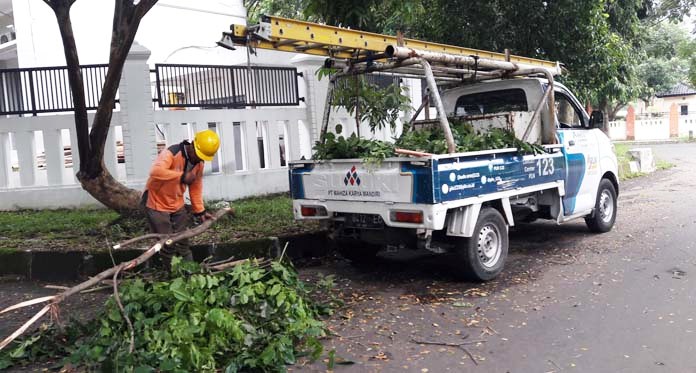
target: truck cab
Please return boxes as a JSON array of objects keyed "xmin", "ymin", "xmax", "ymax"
[{"xmin": 442, "ymin": 79, "xmax": 618, "ymax": 223}]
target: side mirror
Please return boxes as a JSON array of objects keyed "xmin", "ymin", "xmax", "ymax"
[{"xmin": 589, "ymin": 110, "xmax": 604, "ymax": 129}]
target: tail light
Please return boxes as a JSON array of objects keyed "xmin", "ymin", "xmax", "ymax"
[
  {"xmin": 301, "ymin": 206, "xmax": 328, "ymax": 217},
  {"xmin": 391, "ymin": 210, "xmax": 423, "ymax": 224}
]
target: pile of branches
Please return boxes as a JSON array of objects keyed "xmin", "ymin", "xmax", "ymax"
[
  {"xmin": 0, "ymin": 208, "xmax": 328, "ymax": 372},
  {"xmin": 313, "ymin": 118, "xmax": 545, "ymax": 164}
]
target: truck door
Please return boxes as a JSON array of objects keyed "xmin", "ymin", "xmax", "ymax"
[{"xmin": 554, "ymin": 90, "xmax": 601, "ymax": 216}]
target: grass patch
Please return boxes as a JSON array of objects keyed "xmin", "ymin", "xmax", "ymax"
[
  {"xmin": 656, "ymin": 159, "xmax": 675, "ymax": 170},
  {"xmin": 614, "ymin": 144, "xmax": 674, "ymax": 180},
  {"xmin": 614, "ymin": 144, "xmax": 643, "ymax": 180},
  {"xmin": 0, "ymin": 193, "xmax": 321, "ymax": 252}
]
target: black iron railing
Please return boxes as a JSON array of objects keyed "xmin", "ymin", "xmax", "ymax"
[
  {"xmin": 0, "ymin": 64, "xmax": 117, "ymax": 116},
  {"xmin": 153, "ymin": 64, "xmax": 302, "ymax": 109}
]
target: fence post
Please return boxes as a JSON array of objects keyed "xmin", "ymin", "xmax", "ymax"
[
  {"xmin": 44, "ymin": 128, "xmax": 64, "ymax": 185},
  {"xmin": 626, "ymin": 105, "xmax": 635, "ymax": 141},
  {"xmin": 0, "ymin": 132, "xmax": 10, "ymax": 188},
  {"xmin": 669, "ymin": 103, "xmax": 679, "ymax": 138},
  {"xmin": 14, "ymin": 131, "xmax": 36, "ymax": 186},
  {"xmin": 119, "ymin": 42, "xmax": 156, "ymax": 183},
  {"xmin": 290, "ymin": 55, "xmax": 328, "ymax": 145}
]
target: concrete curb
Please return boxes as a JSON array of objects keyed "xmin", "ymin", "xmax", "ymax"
[
  {"xmin": 613, "ymin": 140, "xmax": 681, "ymax": 145},
  {"xmin": 0, "ymin": 232, "xmax": 329, "ymax": 281}
]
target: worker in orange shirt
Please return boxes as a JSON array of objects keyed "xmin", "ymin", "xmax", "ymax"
[{"xmin": 142, "ymin": 129, "xmax": 221, "ymax": 268}]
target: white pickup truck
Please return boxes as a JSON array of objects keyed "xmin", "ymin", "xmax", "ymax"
[
  {"xmin": 225, "ymin": 15, "xmax": 619, "ymax": 281},
  {"xmin": 289, "ymin": 77, "xmax": 618, "ymax": 281}
]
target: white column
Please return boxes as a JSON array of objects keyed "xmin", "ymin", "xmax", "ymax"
[
  {"xmin": 43, "ymin": 128, "xmax": 64, "ymax": 185},
  {"xmin": 0, "ymin": 132, "xmax": 11, "ymax": 188},
  {"xmin": 267, "ymin": 120, "xmax": 281, "ymax": 169},
  {"xmin": 244, "ymin": 121, "xmax": 261, "ymax": 171},
  {"xmin": 219, "ymin": 121, "xmax": 237, "ymax": 174},
  {"xmin": 103, "ymin": 125, "xmax": 117, "ymax": 174},
  {"xmin": 14, "ymin": 131, "xmax": 36, "ymax": 186},
  {"xmin": 68, "ymin": 129, "xmax": 80, "ymax": 183},
  {"xmin": 119, "ymin": 42, "xmax": 157, "ymax": 182},
  {"xmin": 290, "ymin": 55, "xmax": 328, "ymax": 145},
  {"xmin": 285, "ymin": 119, "xmax": 301, "ymax": 161}
]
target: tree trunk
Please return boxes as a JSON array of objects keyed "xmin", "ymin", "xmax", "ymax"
[
  {"xmin": 49, "ymin": 1, "xmax": 90, "ymax": 167},
  {"xmin": 45, "ymin": 0, "xmax": 158, "ymax": 213},
  {"xmin": 78, "ymin": 169, "xmax": 142, "ymax": 214},
  {"xmin": 608, "ymin": 103, "xmax": 624, "ymax": 121}
]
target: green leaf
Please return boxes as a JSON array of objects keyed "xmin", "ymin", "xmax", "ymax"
[
  {"xmin": 268, "ymin": 284, "xmax": 282, "ymax": 296},
  {"xmin": 276, "ymin": 292, "xmax": 287, "ymax": 307},
  {"xmin": 134, "ymin": 366, "xmax": 155, "ymax": 373}
]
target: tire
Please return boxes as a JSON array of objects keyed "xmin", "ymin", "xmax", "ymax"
[
  {"xmin": 585, "ymin": 178, "xmax": 617, "ymax": 233},
  {"xmin": 456, "ymin": 208, "xmax": 509, "ymax": 281},
  {"xmin": 335, "ymin": 239, "xmax": 380, "ymax": 264}
]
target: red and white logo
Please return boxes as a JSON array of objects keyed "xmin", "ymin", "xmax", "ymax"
[{"xmin": 344, "ymin": 165, "xmax": 361, "ymax": 186}]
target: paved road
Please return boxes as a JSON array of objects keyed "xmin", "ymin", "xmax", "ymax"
[{"xmin": 297, "ymin": 143, "xmax": 696, "ymax": 372}]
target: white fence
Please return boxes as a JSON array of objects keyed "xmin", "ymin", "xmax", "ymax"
[
  {"xmin": 608, "ymin": 120, "xmax": 626, "ymax": 140},
  {"xmin": 608, "ymin": 114, "xmax": 696, "ymax": 141},
  {"xmin": 634, "ymin": 116, "xmax": 670, "ymax": 141},
  {"xmin": 679, "ymin": 115, "xmax": 696, "ymax": 138},
  {"xmin": 0, "ymin": 49, "xmax": 412, "ymax": 210}
]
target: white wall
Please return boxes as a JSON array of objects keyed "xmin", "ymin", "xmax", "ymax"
[{"xmin": 12, "ymin": 0, "xmax": 247, "ymax": 67}]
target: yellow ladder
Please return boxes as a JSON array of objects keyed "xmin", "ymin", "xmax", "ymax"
[{"xmin": 224, "ymin": 15, "xmax": 560, "ymax": 74}]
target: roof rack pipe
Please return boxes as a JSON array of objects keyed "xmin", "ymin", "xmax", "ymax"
[
  {"xmin": 386, "ymin": 45, "xmax": 520, "ymax": 72},
  {"xmin": 510, "ymin": 68, "xmax": 556, "ymax": 144},
  {"xmin": 419, "ymin": 58, "xmax": 456, "ymax": 153}
]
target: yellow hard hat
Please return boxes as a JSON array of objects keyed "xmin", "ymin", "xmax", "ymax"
[{"xmin": 193, "ymin": 130, "xmax": 220, "ymax": 161}]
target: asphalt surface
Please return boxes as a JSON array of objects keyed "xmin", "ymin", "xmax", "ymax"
[{"xmin": 295, "ymin": 143, "xmax": 696, "ymax": 372}]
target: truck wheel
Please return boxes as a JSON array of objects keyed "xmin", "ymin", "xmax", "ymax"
[
  {"xmin": 335, "ymin": 240, "xmax": 380, "ymax": 264},
  {"xmin": 457, "ymin": 208, "xmax": 509, "ymax": 281},
  {"xmin": 585, "ymin": 178, "xmax": 617, "ymax": 233}
]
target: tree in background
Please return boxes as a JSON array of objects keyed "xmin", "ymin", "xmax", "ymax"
[
  {"xmin": 636, "ymin": 22, "xmax": 693, "ymax": 100},
  {"xmin": 44, "ymin": 0, "xmax": 158, "ymax": 213},
  {"xmin": 246, "ymin": 0, "xmax": 694, "ymax": 120}
]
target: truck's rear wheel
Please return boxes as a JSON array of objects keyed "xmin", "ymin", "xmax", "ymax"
[
  {"xmin": 456, "ymin": 208, "xmax": 508, "ymax": 281},
  {"xmin": 585, "ymin": 178, "xmax": 617, "ymax": 233},
  {"xmin": 335, "ymin": 239, "xmax": 380, "ymax": 264}
]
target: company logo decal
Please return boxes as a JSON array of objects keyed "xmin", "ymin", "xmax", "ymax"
[{"xmin": 344, "ymin": 166, "xmax": 361, "ymax": 186}]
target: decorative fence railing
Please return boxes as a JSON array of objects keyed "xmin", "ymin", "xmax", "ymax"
[
  {"xmin": 153, "ymin": 64, "xmax": 302, "ymax": 109},
  {"xmin": 0, "ymin": 64, "xmax": 116, "ymax": 116}
]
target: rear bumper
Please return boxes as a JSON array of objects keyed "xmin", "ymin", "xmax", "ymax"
[
  {"xmin": 292, "ymin": 199, "xmax": 449, "ymax": 230},
  {"xmin": 292, "ymin": 180, "xmax": 566, "ymax": 231}
]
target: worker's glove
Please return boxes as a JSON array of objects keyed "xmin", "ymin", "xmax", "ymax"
[{"xmin": 195, "ymin": 210, "xmax": 214, "ymax": 222}]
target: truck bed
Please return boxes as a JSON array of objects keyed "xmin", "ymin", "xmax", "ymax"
[{"xmin": 289, "ymin": 148, "xmax": 565, "ymax": 205}]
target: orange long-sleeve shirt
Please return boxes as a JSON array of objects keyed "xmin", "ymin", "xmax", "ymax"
[{"xmin": 145, "ymin": 142, "xmax": 205, "ymax": 214}]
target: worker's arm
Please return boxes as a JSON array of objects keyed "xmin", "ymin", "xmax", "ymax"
[
  {"xmin": 149, "ymin": 150, "xmax": 183, "ymax": 181},
  {"xmin": 189, "ymin": 164, "xmax": 205, "ymax": 214}
]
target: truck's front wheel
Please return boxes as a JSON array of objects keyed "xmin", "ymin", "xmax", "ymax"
[
  {"xmin": 585, "ymin": 178, "xmax": 617, "ymax": 233},
  {"xmin": 456, "ymin": 208, "xmax": 509, "ymax": 281}
]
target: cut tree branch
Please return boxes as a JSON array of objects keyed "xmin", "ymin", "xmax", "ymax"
[
  {"xmin": 113, "ymin": 267, "xmax": 134, "ymax": 353},
  {"xmin": 0, "ymin": 208, "xmax": 232, "ymax": 352}
]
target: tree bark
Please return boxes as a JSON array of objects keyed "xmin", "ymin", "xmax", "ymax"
[
  {"xmin": 44, "ymin": 0, "xmax": 158, "ymax": 213},
  {"xmin": 78, "ymin": 169, "xmax": 141, "ymax": 214},
  {"xmin": 45, "ymin": 0, "xmax": 90, "ymax": 167}
]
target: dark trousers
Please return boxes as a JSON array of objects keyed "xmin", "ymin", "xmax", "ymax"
[{"xmin": 146, "ymin": 207, "xmax": 193, "ymax": 269}]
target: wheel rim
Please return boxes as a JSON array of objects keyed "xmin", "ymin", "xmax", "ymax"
[
  {"xmin": 598, "ymin": 189, "xmax": 614, "ymax": 223},
  {"xmin": 477, "ymin": 224, "xmax": 502, "ymax": 268}
]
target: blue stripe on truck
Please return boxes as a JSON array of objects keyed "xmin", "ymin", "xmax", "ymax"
[
  {"xmin": 400, "ymin": 162, "xmax": 435, "ymax": 204},
  {"xmin": 288, "ymin": 163, "xmax": 314, "ymax": 199},
  {"xmin": 432, "ymin": 153, "xmax": 565, "ymax": 203}
]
